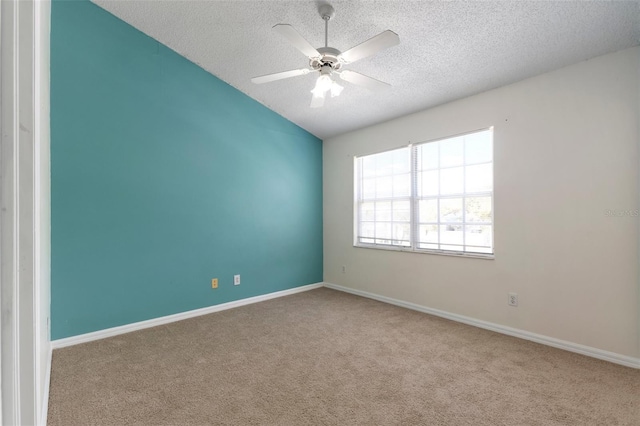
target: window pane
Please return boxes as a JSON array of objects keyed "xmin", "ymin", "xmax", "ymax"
[
  {"xmin": 466, "ymin": 164, "xmax": 492, "ymax": 193},
  {"xmin": 361, "ymin": 202, "xmax": 375, "ymax": 221},
  {"xmin": 440, "ymin": 136, "xmax": 463, "ymax": 167},
  {"xmin": 360, "ymin": 222, "xmax": 374, "ymax": 238},
  {"xmin": 440, "ymin": 224, "xmax": 463, "ymax": 245},
  {"xmin": 419, "ymin": 243, "xmax": 439, "ymax": 250},
  {"xmin": 419, "ymin": 170, "xmax": 439, "ymax": 196},
  {"xmin": 375, "ymin": 152, "xmax": 394, "ymax": 176},
  {"xmin": 464, "ymin": 130, "xmax": 492, "ymax": 165},
  {"xmin": 393, "ymin": 173, "xmax": 411, "ymax": 197},
  {"xmin": 465, "ymin": 225, "xmax": 492, "ymax": 248},
  {"xmin": 440, "ymin": 167, "xmax": 463, "ymax": 195},
  {"xmin": 376, "ymin": 201, "xmax": 391, "ymax": 221},
  {"xmin": 362, "ymin": 178, "xmax": 375, "ymax": 199},
  {"xmin": 418, "ymin": 142, "xmax": 438, "ymax": 170},
  {"xmin": 393, "ymin": 223, "xmax": 411, "ymax": 246},
  {"xmin": 375, "ymin": 176, "xmax": 393, "ymax": 198},
  {"xmin": 375, "ymin": 222, "xmax": 391, "ymax": 240},
  {"xmin": 419, "ymin": 224, "xmax": 438, "ymax": 243},
  {"xmin": 393, "ymin": 200, "xmax": 410, "ymax": 222},
  {"xmin": 418, "ymin": 199, "xmax": 438, "ymax": 223},
  {"xmin": 440, "ymin": 198, "xmax": 463, "ymax": 223},
  {"xmin": 466, "ymin": 246, "xmax": 492, "ymax": 254},
  {"xmin": 362, "ymin": 156, "xmax": 376, "ymax": 178},
  {"xmin": 393, "ymin": 149, "xmax": 410, "ymax": 173},
  {"xmin": 440, "ymin": 244, "xmax": 462, "ymax": 252},
  {"xmin": 465, "ymin": 197, "xmax": 492, "ymax": 223}
]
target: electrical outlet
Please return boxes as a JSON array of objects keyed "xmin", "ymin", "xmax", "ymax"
[
  {"xmin": 341, "ymin": 265, "xmax": 346, "ymax": 274},
  {"xmin": 234, "ymin": 274, "xmax": 241, "ymax": 285},
  {"xmin": 211, "ymin": 278, "xmax": 218, "ymax": 289},
  {"xmin": 508, "ymin": 292, "xmax": 518, "ymax": 307}
]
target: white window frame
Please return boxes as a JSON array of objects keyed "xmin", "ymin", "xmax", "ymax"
[
  {"xmin": 354, "ymin": 127, "xmax": 494, "ymax": 259},
  {"xmin": 353, "ymin": 145, "xmax": 413, "ymax": 248}
]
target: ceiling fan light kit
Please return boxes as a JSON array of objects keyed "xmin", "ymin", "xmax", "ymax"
[{"xmin": 251, "ymin": 3, "xmax": 399, "ymax": 108}]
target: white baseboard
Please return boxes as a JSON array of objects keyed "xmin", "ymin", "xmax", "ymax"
[
  {"xmin": 49, "ymin": 280, "xmax": 640, "ymax": 365},
  {"xmin": 51, "ymin": 282, "xmax": 324, "ymax": 349},
  {"xmin": 324, "ymin": 282, "xmax": 640, "ymax": 369},
  {"xmin": 39, "ymin": 346, "xmax": 52, "ymax": 426}
]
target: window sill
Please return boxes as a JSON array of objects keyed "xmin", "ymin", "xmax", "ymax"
[{"xmin": 353, "ymin": 244, "xmax": 495, "ymax": 260}]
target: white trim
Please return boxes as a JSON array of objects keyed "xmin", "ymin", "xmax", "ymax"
[
  {"xmin": 353, "ymin": 244, "xmax": 495, "ymax": 260},
  {"xmin": 33, "ymin": 0, "xmax": 52, "ymax": 424},
  {"xmin": 38, "ymin": 347, "xmax": 51, "ymax": 426},
  {"xmin": 324, "ymin": 282, "xmax": 640, "ymax": 369},
  {"xmin": 1, "ymin": 0, "xmax": 46, "ymax": 423},
  {"xmin": 51, "ymin": 283, "xmax": 324, "ymax": 349},
  {"xmin": 10, "ymin": 28, "xmax": 20, "ymax": 412}
]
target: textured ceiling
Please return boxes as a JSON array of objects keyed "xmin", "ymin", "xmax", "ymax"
[{"xmin": 93, "ymin": 1, "xmax": 640, "ymax": 139}]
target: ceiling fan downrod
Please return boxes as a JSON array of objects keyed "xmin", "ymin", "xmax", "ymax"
[{"xmin": 319, "ymin": 4, "xmax": 335, "ymax": 49}]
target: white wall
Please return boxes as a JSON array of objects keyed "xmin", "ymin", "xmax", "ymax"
[{"xmin": 324, "ymin": 47, "xmax": 639, "ymax": 359}]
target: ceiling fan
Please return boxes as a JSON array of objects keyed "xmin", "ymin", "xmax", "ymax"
[{"xmin": 251, "ymin": 4, "xmax": 400, "ymax": 108}]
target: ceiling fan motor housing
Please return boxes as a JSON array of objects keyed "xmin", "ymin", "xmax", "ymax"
[{"xmin": 310, "ymin": 47, "xmax": 343, "ymax": 71}]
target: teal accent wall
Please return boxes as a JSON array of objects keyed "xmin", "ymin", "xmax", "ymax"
[{"xmin": 50, "ymin": 0, "xmax": 323, "ymax": 339}]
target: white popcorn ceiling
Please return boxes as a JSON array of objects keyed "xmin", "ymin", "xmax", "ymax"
[{"xmin": 92, "ymin": 1, "xmax": 640, "ymax": 139}]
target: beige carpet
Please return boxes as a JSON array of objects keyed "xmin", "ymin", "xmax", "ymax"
[{"xmin": 48, "ymin": 288, "xmax": 639, "ymax": 425}]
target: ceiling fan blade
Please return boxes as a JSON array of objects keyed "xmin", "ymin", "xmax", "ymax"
[
  {"xmin": 339, "ymin": 30, "xmax": 399, "ymax": 64},
  {"xmin": 310, "ymin": 94, "xmax": 325, "ymax": 108},
  {"xmin": 273, "ymin": 24, "xmax": 321, "ymax": 58},
  {"xmin": 338, "ymin": 70, "xmax": 390, "ymax": 91},
  {"xmin": 251, "ymin": 68, "xmax": 310, "ymax": 84}
]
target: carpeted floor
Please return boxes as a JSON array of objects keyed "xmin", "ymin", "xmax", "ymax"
[{"xmin": 48, "ymin": 287, "xmax": 639, "ymax": 425}]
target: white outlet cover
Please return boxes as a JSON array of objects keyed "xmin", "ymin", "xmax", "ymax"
[{"xmin": 234, "ymin": 275, "xmax": 241, "ymax": 285}]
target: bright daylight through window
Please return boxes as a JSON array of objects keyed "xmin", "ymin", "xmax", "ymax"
[{"xmin": 355, "ymin": 128, "xmax": 493, "ymax": 256}]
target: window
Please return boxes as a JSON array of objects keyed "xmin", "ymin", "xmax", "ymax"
[
  {"xmin": 355, "ymin": 128, "xmax": 493, "ymax": 256},
  {"xmin": 355, "ymin": 147, "xmax": 412, "ymax": 247}
]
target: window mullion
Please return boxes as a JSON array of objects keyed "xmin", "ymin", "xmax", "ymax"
[
  {"xmin": 410, "ymin": 144, "xmax": 418, "ymax": 250},
  {"xmin": 355, "ymin": 157, "xmax": 362, "ymax": 244},
  {"xmin": 462, "ymin": 136, "xmax": 466, "ymax": 252},
  {"xmin": 437, "ymin": 142, "xmax": 441, "ymax": 250}
]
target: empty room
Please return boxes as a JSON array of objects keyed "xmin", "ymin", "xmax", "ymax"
[{"xmin": 1, "ymin": 0, "xmax": 639, "ymax": 425}]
